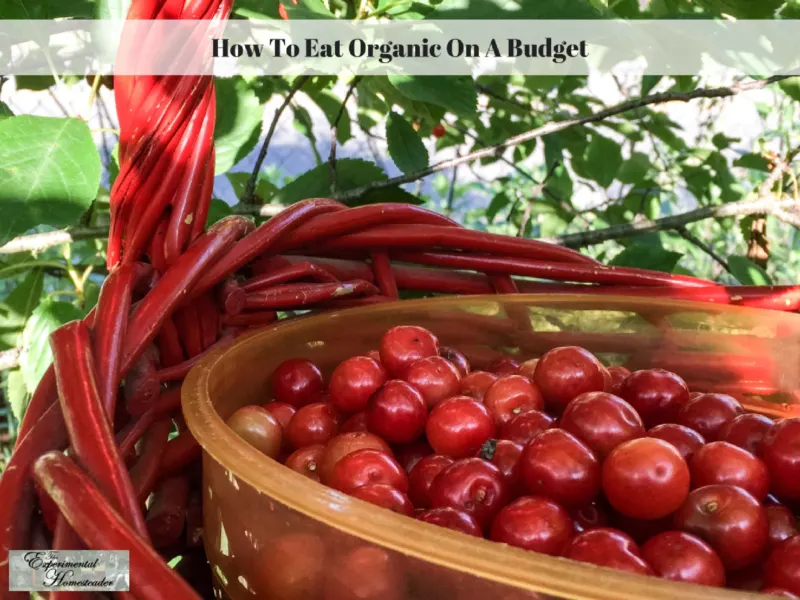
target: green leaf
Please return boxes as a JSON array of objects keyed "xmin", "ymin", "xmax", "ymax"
[
  {"xmin": 779, "ymin": 79, "xmax": 800, "ymax": 102},
  {"xmin": 214, "ymin": 78, "xmax": 263, "ymax": 175},
  {"xmin": 576, "ymin": 134, "xmax": 623, "ymax": 188},
  {"xmin": 3, "ymin": 0, "xmax": 94, "ymax": 19},
  {"xmin": 0, "ymin": 269, "xmax": 44, "ymax": 350},
  {"xmin": 96, "ymin": 0, "xmax": 131, "ymax": 18},
  {"xmin": 733, "ymin": 152, "xmax": 770, "ymax": 172},
  {"xmin": 283, "ymin": 0, "xmax": 335, "ymax": 19},
  {"xmin": 388, "ymin": 75, "xmax": 477, "ymax": 116},
  {"xmin": 728, "ymin": 256, "xmax": 772, "ymax": 285},
  {"xmin": 205, "ymin": 198, "xmax": 234, "ymax": 228},
  {"xmin": 386, "ymin": 112, "xmax": 428, "ymax": 176},
  {"xmin": 19, "ymin": 299, "xmax": 83, "ymax": 394},
  {"xmin": 610, "ymin": 243, "xmax": 682, "ymax": 273},
  {"xmin": 277, "ymin": 159, "xmax": 385, "ymax": 204},
  {"xmin": 226, "ymin": 172, "xmax": 278, "ymax": 203},
  {"xmin": 108, "ymin": 144, "xmax": 120, "ymax": 188},
  {"xmin": 0, "ymin": 116, "xmax": 101, "ymax": 245},
  {"xmin": 486, "ymin": 191, "xmax": 511, "ymax": 223},
  {"xmin": 7, "ymin": 369, "xmax": 29, "ymax": 425},
  {"xmin": 313, "ymin": 90, "xmax": 352, "ymax": 145},
  {"xmin": 0, "ymin": 102, "xmax": 13, "ymax": 120},
  {"xmin": 641, "ymin": 75, "xmax": 662, "ymax": 96},
  {"xmin": 429, "ymin": 0, "xmax": 601, "ymax": 19},
  {"xmin": 617, "ymin": 152, "xmax": 652, "ymax": 184},
  {"xmin": 276, "ymin": 159, "xmax": 421, "ymax": 206}
]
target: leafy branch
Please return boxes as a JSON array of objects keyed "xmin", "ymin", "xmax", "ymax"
[
  {"xmin": 548, "ymin": 195, "xmax": 800, "ymax": 248},
  {"xmin": 331, "ymin": 75, "xmax": 796, "ymax": 203}
]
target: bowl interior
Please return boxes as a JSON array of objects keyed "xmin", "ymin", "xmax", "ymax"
[{"xmin": 183, "ymin": 294, "xmax": 800, "ymax": 600}]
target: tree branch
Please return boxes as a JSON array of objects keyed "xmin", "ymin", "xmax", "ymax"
[
  {"xmin": 0, "ymin": 204, "xmax": 284, "ymax": 256},
  {"xmin": 676, "ymin": 226, "xmax": 731, "ymax": 274},
  {"xmin": 332, "ymin": 75, "xmax": 795, "ymax": 203},
  {"xmin": 243, "ymin": 76, "xmax": 311, "ymax": 204},
  {"xmin": 518, "ymin": 160, "xmax": 561, "ymax": 237},
  {"xmin": 547, "ymin": 195, "xmax": 800, "ymax": 248},
  {"xmin": 328, "ymin": 76, "xmax": 361, "ymax": 194}
]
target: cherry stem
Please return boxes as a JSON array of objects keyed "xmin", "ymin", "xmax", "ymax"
[{"xmin": 479, "ymin": 439, "xmax": 498, "ymax": 461}]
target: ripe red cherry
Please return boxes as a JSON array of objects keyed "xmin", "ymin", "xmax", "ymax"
[
  {"xmin": 690, "ymin": 441, "xmax": 770, "ymax": 500},
  {"xmin": 416, "ymin": 507, "xmax": 482, "ymax": 537},
  {"xmin": 426, "ymin": 396, "xmax": 496, "ymax": 459},
  {"xmin": 533, "ymin": 346, "xmax": 607, "ymax": 412},
  {"xmin": 618, "ymin": 369, "xmax": 690, "ymax": 427},
  {"xmin": 483, "ymin": 375, "xmax": 544, "ymax": 426},
  {"xmin": 328, "ymin": 449, "xmax": 408, "ymax": 494},
  {"xmin": 499, "ymin": 411, "xmax": 554, "ymax": 445},
  {"xmin": 647, "ymin": 423, "xmax": 705, "ymax": 461},
  {"xmin": 762, "ymin": 418, "xmax": 800, "ymax": 500},
  {"xmin": 429, "ymin": 458, "xmax": 509, "ymax": 529},
  {"xmin": 286, "ymin": 402, "xmax": 341, "ymax": 449},
  {"xmin": 341, "ymin": 412, "xmax": 368, "ymax": 433},
  {"xmin": 458, "ymin": 371, "xmax": 498, "ymax": 401},
  {"xmin": 674, "ymin": 484, "xmax": 768, "ymax": 570},
  {"xmin": 318, "ymin": 432, "xmax": 393, "ymax": 484},
  {"xmin": 272, "ymin": 358, "xmax": 325, "ymax": 407},
  {"xmin": 488, "ymin": 357, "xmax": 520, "ymax": 377},
  {"xmin": 439, "ymin": 346, "xmax": 471, "ymax": 377},
  {"xmin": 366, "ymin": 380, "xmax": 427, "ymax": 444},
  {"xmin": 227, "ymin": 405, "xmax": 283, "ymax": 458},
  {"xmin": 264, "ymin": 401, "xmax": 296, "ymax": 452},
  {"xmin": 263, "ymin": 401, "xmax": 296, "ymax": 434},
  {"xmin": 565, "ymin": 528, "xmax": 653, "ymax": 575},
  {"xmin": 603, "ymin": 438, "xmax": 689, "ymax": 520},
  {"xmin": 678, "ymin": 393, "xmax": 744, "ymax": 441},
  {"xmin": 560, "ymin": 392, "xmax": 644, "ymax": 458},
  {"xmin": 325, "ymin": 546, "xmax": 405, "ymax": 600},
  {"xmin": 766, "ymin": 504, "xmax": 799, "ymax": 548},
  {"xmin": 640, "ymin": 531, "xmax": 725, "ymax": 587},
  {"xmin": 520, "ymin": 429, "xmax": 601, "ymax": 509},
  {"xmin": 329, "ymin": 356, "xmax": 386, "ymax": 414},
  {"xmin": 721, "ymin": 413, "xmax": 774, "ymax": 455},
  {"xmin": 351, "ymin": 484, "xmax": 414, "ymax": 516},
  {"xmin": 490, "ymin": 496, "xmax": 574, "ymax": 556},
  {"xmin": 408, "ymin": 454, "xmax": 454, "ymax": 508},
  {"xmin": 570, "ymin": 501, "xmax": 609, "ymax": 534},
  {"xmin": 431, "ymin": 124, "xmax": 446, "ymax": 138},
  {"xmin": 482, "ymin": 439, "xmax": 525, "ymax": 498},
  {"xmin": 403, "ymin": 356, "xmax": 461, "ymax": 408},
  {"xmin": 393, "ymin": 439, "xmax": 433, "ymax": 472},
  {"xmin": 607, "ymin": 366, "xmax": 631, "ymax": 393},
  {"xmin": 517, "ymin": 358, "xmax": 539, "ymax": 380},
  {"xmin": 379, "ymin": 325, "xmax": 439, "ymax": 377},
  {"xmin": 765, "ymin": 536, "xmax": 800, "ymax": 596},
  {"xmin": 285, "ymin": 444, "xmax": 325, "ymax": 482}
]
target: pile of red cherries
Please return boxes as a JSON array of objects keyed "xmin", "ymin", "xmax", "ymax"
[{"xmin": 226, "ymin": 325, "xmax": 800, "ymax": 596}]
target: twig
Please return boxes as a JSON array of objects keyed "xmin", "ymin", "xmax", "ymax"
[
  {"xmin": 676, "ymin": 226, "xmax": 732, "ymax": 274},
  {"xmin": 446, "ymin": 151, "xmax": 461, "ymax": 216},
  {"xmin": 243, "ymin": 76, "xmax": 310, "ymax": 204},
  {"xmin": 332, "ymin": 75, "xmax": 795, "ymax": 203},
  {"xmin": 328, "ymin": 77, "xmax": 361, "ymax": 195},
  {"xmin": 518, "ymin": 161, "xmax": 561, "ymax": 237},
  {"xmin": 0, "ymin": 349, "xmax": 20, "ymax": 372},
  {"xmin": 548, "ymin": 194, "xmax": 800, "ymax": 248},
  {"xmin": 0, "ymin": 203, "xmax": 285, "ymax": 256},
  {"xmin": 0, "ymin": 227, "xmax": 106, "ymax": 255}
]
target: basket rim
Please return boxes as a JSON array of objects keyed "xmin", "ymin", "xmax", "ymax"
[{"xmin": 183, "ymin": 293, "xmax": 790, "ymax": 600}]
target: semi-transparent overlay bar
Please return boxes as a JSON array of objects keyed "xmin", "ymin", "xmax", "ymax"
[{"xmin": 2, "ymin": 20, "xmax": 800, "ymax": 76}]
